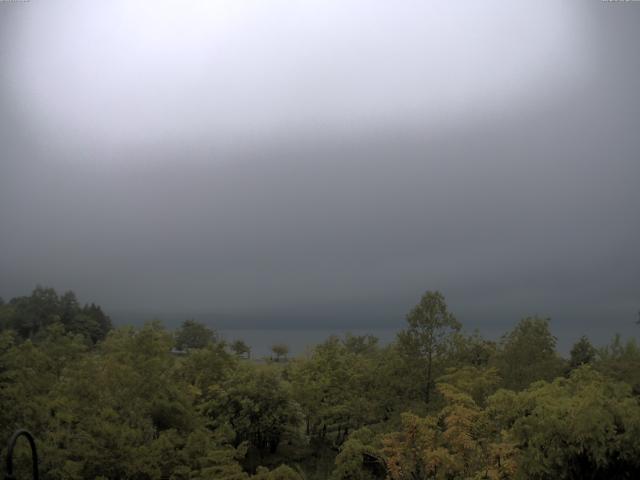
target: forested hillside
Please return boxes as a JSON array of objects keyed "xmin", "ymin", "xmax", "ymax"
[{"xmin": 2, "ymin": 288, "xmax": 640, "ymax": 479}]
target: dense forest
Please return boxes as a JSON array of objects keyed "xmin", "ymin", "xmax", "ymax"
[{"xmin": 1, "ymin": 287, "xmax": 640, "ymax": 479}]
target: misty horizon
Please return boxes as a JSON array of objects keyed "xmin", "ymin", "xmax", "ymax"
[{"xmin": 1, "ymin": 0, "xmax": 639, "ymax": 345}]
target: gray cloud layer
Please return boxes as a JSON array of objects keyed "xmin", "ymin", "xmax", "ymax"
[{"xmin": 1, "ymin": 1, "xmax": 639, "ymax": 344}]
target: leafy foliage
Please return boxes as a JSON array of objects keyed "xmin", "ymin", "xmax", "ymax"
[
  {"xmin": 271, "ymin": 344, "xmax": 289, "ymax": 362},
  {"xmin": 231, "ymin": 339, "xmax": 252, "ymax": 359},
  {"xmin": 488, "ymin": 366, "xmax": 640, "ymax": 479},
  {"xmin": 496, "ymin": 316, "xmax": 565, "ymax": 391},
  {"xmin": 0, "ymin": 286, "xmax": 112, "ymax": 343},
  {"xmin": 397, "ymin": 291, "xmax": 461, "ymax": 403},
  {"xmin": 174, "ymin": 319, "xmax": 217, "ymax": 350},
  {"xmin": 2, "ymin": 287, "xmax": 640, "ymax": 479},
  {"xmin": 570, "ymin": 335, "xmax": 597, "ymax": 369}
]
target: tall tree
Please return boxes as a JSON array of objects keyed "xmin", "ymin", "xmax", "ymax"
[
  {"xmin": 496, "ymin": 316, "xmax": 564, "ymax": 390},
  {"xmin": 81, "ymin": 303, "xmax": 113, "ymax": 343},
  {"xmin": 271, "ymin": 343, "xmax": 289, "ymax": 362},
  {"xmin": 231, "ymin": 339, "xmax": 251, "ymax": 359},
  {"xmin": 174, "ymin": 319, "xmax": 216, "ymax": 350},
  {"xmin": 10, "ymin": 286, "xmax": 60, "ymax": 339},
  {"xmin": 205, "ymin": 365, "xmax": 298, "ymax": 458},
  {"xmin": 596, "ymin": 335, "xmax": 640, "ymax": 393},
  {"xmin": 569, "ymin": 335, "xmax": 597, "ymax": 369},
  {"xmin": 397, "ymin": 291, "xmax": 461, "ymax": 403}
]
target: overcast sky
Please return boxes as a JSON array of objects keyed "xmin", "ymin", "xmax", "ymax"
[{"xmin": 1, "ymin": 1, "xmax": 638, "ymax": 343}]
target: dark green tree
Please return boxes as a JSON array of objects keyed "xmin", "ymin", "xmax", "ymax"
[
  {"xmin": 397, "ymin": 291, "xmax": 461, "ymax": 403},
  {"xmin": 80, "ymin": 302, "xmax": 112, "ymax": 342},
  {"xmin": 569, "ymin": 335, "xmax": 597, "ymax": 369},
  {"xmin": 342, "ymin": 333, "xmax": 379, "ymax": 355},
  {"xmin": 490, "ymin": 366, "xmax": 640, "ymax": 479},
  {"xmin": 175, "ymin": 319, "xmax": 216, "ymax": 350},
  {"xmin": 0, "ymin": 287, "xmax": 112, "ymax": 343},
  {"xmin": 205, "ymin": 364, "xmax": 298, "ymax": 457},
  {"xmin": 449, "ymin": 330, "xmax": 496, "ymax": 368},
  {"xmin": 596, "ymin": 334, "xmax": 640, "ymax": 393},
  {"xmin": 496, "ymin": 316, "xmax": 565, "ymax": 390},
  {"xmin": 271, "ymin": 343, "xmax": 289, "ymax": 362},
  {"xmin": 231, "ymin": 339, "xmax": 251, "ymax": 359},
  {"xmin": 9, "ymin": 286, "xmax": 60, "ymax": 339}
]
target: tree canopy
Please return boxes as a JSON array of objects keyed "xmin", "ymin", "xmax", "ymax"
[
  {"xmin": 1, "ymin": 286, "xmax": 639, "ymax": 479},
  {"xmin": 174, "ymin": 319, "xmax": 217, "ymax": 350},
  {"xmin": 397, "ymin": 290, "xmax": 461, "ymax": 402}
]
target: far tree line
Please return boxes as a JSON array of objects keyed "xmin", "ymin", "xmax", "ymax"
[{"xmin": 0, "ymin": 288, "xmax": 289, "ymax": 362}]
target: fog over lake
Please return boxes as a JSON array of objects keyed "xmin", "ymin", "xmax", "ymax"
[
  {"xmin": 2, "ymin": 4, "xmax": 640, "ymax": 478},
  {"xmin": 1, "ymin": 0, "xmax": 639, "ymax": 346}
]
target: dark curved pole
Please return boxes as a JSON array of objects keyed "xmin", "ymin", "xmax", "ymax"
[{"xmin": 5, "ymin": 429, "xmax": 39, "ymax": 480}]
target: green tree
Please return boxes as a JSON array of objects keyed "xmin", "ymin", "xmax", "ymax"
[
  {"xmin": 160, "ymin": 427, "xmax": 249, "ymax": 480},
  {"xmin": 231, "ymin": 339, "xmax": 251, "ymax": 359},
  {"xmin": 0, "ymin": 301, "xmax": 15, "ymax": 331},
  {"xmin": 449, "ymin": 330, "xmax": 496, "ymax": 368},
  {"xmin": 342, "ymin": 333, "xmax": 379, "ymax": 355},
  {"xmin": 39, "ymin": 322, "xmax": 202, "ymax": 478},
  {"xmin": 175, "ymin": 341, "xmax": 236, "ymax": 396},
  {"xmin": 496, "ymin": 316, "xmax": 565, "ymax": 391},
  {"xmin": 331, "ymin": 428, "xmax": 382, "ymax": 480},
  {"xmin": 489, "ymin": 366, "xmax": 640, "ymax": 479},
  {"xmin": 397, "ymin": 291, "xmax": 461, "ymax": 403},
  {"xmin": 253, "ymin": 464, "xmax": 302, "ymax": 480},
  {"xmin": 569, "ymin": 335, "xmax": 597, "ymax": 369},
  {"xmin": 9, "ymin": 286, "xmax": 60, "ymax": 339},
  {"xmin": 595, "ymin": 334, "xmax": 640, "ymax": 393},
  {"xmin": 204, "ymin": 364, "xmax": 298, "ymax": 459},
  {"xmin": 80, "ymin": 302, "xmax": 113, "ymax": 343},
  {"xmin": 437, "ymin": 365, "xmax": 500, "ymax": 408},
  {"xmin": 0, "ymin": 287, "xmax": 112, "ymax": 344},
  {"xmin": 175, "ymin": 319, "xmax": 217, "ymax": 350},
  {"xmin": 290, "ymin": 336, "xmax": 384, "ymax": 446},
  {"xmin": 271, "ymin": 343, "xmax": 289, "ymax": 362}
]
